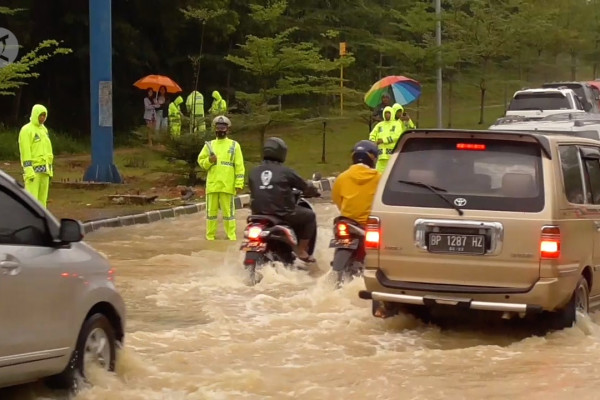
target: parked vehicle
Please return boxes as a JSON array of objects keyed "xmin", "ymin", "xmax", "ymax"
[
  {"xmin": 329, "ymin": 216, "xmax": 365, "ymax": 286},
  {"xmin": 490, "ymin": 112, "xmax": 600, "ymax": 141},
  {"xmin": 359, "ymin": 128, "xmax": 600, "ymax": 329},
  {"xmin": 505, "ymin": 88, "xmax": 586, "ymax": 120},
  {"xmin": 587, "ymin": 81, "xmax": 600, "ymax": 110},
  {"xmin": 542, "ymin": 81, "xmax": 600, "ymax": 113},
  {"xmin": 240, "ymin": 189, "xmax": 317, "ymax": 284},
  {"xmin": 0, "ymin": 169, "xmax": 125, "ymax": 390}
]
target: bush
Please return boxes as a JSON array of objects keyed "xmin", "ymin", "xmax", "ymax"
[
  {"xmin": 0, "ymin": 129, "xmax": 88, "ymax": 161},
  {"xmin": 163, "ymin": 131, "xmax": 208, "ymax": 185}
]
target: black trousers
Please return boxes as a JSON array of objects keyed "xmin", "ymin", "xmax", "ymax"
[{"xmin": 283, "ymin": 205, "xmax": 316, "ymax": 241}]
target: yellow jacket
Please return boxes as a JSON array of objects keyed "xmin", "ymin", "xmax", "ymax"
[
  {"xmin": 197, "ymin": 137, "xmax": 245, "ymax": 194},
  {"xmin": 332, "ymin": 164, "xmax": 381, "ymax": 226},
  {"xmin": 19, "ymin": 104, "xmax": 53, "ymax": 178}
]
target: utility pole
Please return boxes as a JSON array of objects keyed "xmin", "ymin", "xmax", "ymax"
[
  {"xmin": 84, "ymin": 0, "xmax": 122, "ymax": 183},
  {"xmin": 435, "ymin": 0, "xmax": 443, "ymax": 128},
  {"xmin": 339, "ymin": 42, "xmax": 347, "ymax": 116}
]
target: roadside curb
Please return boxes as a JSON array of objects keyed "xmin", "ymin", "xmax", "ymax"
[{"xmin": 81, "ymin": 176, "xmax": 336, "ymax": 234}]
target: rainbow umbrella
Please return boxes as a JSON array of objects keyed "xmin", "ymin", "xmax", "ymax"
[{"xmin": 364, "ymin": 75, "xmax": 421, "ymax": 107}]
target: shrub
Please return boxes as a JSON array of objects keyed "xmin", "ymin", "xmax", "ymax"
[{"xmin": 0, "ymin": 129, "xmax": 87, "ymax": 160}]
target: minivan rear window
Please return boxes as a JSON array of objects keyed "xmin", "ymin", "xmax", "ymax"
[
  {"xmin": 508, "ymin": 93, "xmax": 570, "ymax": 110},
  {"xmin": 383, "ymin": 138, "xmax": 545, "ymax": 212}
]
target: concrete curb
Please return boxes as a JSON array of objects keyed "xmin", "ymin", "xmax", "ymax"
[{"xmin": 82, "ymin": 177, "xmax": 337, "ymax": 234}]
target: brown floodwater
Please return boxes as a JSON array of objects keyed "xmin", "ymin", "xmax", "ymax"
[{"xmin": 4, "ymin": 203, "xmax": 600, "ymax": 400}]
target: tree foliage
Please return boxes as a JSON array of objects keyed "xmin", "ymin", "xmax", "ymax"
[
  {"xmin": 0, "ymin": 40, "xmax": 72, "ymax": 96},
  {"xmin": 1, "ymin": 0, "xmax": 600, "ymax": 131}
]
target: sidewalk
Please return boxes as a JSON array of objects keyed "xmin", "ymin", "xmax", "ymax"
[{"xmin": 82, "ymin": 177, "xmax": 336, "ymax": 234}]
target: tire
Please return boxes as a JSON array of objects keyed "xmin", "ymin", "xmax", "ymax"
[
  {"xmin": 549, "ymin": 276, "xmax": 590, "ymax": 330},
  {"xmin": 46, "ymin": 313, "xmax": 117, "ymax": 390}
]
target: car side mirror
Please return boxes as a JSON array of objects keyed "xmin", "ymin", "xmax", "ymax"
[{"xmin": 59, "ymin": 218, "xmax": 84, "ymax": 243}]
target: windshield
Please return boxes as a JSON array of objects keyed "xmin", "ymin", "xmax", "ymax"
[
  {"xmin": 508, "ymin": 93, "xmax": 571, "ymax": 111},
  {"xmin": 383, "ymin": 138, "xmax": 545, "ymax": 212},
  {"xmin": 542, "ymin": 84, "xmax": 585, "ymax": 100}
]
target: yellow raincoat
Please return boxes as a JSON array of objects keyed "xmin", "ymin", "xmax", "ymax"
[
  {"xmin": 18, "ymin": 104, "xmax": 53, "ymax": 207},
  {"xmin": 332, "ymin": 164, "xmax": 381, "ymax": 226}
]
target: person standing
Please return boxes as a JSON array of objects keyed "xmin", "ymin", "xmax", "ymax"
[
  {"xmin": 168, "ymin": 96, "xmax": 184, "ymax": 137},
  {"xmin": 155, "ymin": 85, "xmax": 169, "ymax": 132},
  {"xmin": 368, "ymin": 106, "xmax": 398, "ymax": 173},
  {"xmin": 144, "ymin": 88, "xmax": 159, "ymax": 145},
  {"xmin": 371, "ymin": 93, "xmax": 392, "ymax": 127},
  {"xmin": 19, "ymin": 104, "xmax": 53, "ymax": 207},
  {"xmin": 186, "ymin": 90, "xmax": 206, "ymax": 133},
  {"xmin": 197, "ymin": 116, "xmax": 245, "ymax": 240},
  {"xmin": 393, "ymin": 103, "xmax": 416, "ymax": 130},
  {"xmin": 209, "ymin": 90, "xmax": 227, "ymax": 116}
]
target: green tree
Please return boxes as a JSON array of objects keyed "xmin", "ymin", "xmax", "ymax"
[
  {"xmin": 225, "ymin": 0, "xmax": 354, "ymax": 155},
  {"xmin": 0, "ymin": 7, "xmax": 71, "ymax": 96}
]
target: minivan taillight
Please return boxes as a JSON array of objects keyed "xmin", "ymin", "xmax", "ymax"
[
  {"xmin": 365, "ymin": 216, "xmax": 380, "ymax": 249},
  {"xmin": 540, "ymin": 226, "xmax": 560, "ymax": 259}
]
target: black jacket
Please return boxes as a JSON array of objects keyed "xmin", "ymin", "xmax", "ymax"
[{"xmin": 249, "ymin": 160, "xmax": 308, "ymax": 217}]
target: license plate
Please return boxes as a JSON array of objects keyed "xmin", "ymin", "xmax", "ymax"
[
  {"xmin": 240, "ymin": 241, "xmax": 267, "ymax": 252},
  {"xmin": 427, "ymin": 233, "xmax": 485, "ymax": 255},
  {"xmin": 329, "ymin": 238, "xmax": 359, "ymax": 249}
]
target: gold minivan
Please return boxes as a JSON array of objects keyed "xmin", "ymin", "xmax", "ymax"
[{"xmin": 359, "ymin": 129, "xmax": 600, "ymax": 328}]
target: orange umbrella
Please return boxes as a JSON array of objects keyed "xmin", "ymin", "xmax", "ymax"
[{"xmin": 133, "ymin": 75, "xmax": 182, "ymax": 93}]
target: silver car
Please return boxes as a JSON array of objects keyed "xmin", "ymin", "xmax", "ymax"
[{"xmin": 0, "ymin": 170, "xmax": 125, "ymax": 389}]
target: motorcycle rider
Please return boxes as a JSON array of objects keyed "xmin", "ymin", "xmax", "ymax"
[
  {"xmin": 332, "ymin": 140, "xmax": 381, "ymax": 228},
  {"xmin": 331, "ymin": 140, "xmax": 380, "ymax": 266},
  {"xmin": 248, "ymin": 137, "xmax": 319, "ymax": 263}
]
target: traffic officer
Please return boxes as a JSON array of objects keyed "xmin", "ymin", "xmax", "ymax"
[
  {"xmin": 168, "ymin": 96, "xmax": 184, "ymax": 137},
  {"xmin": 393, "ymin": 103, "xmax": 416, "ymax": 130},
  {"xmin": 197, "ymin": 116, "xmax": 245, "ymax": 240},
  {"xmin": 368, "ymin": 106, "xmax": 399, "ymax": 173},
  {"xmin": 19, "ymin": 104, "xmax": 54, "ymax": 207},
  {"xmin": 209, "ymin": 90, "xmax": 227, "ymax": 116},
  {"xmin": 186, "ymin": 90, "xmax": 206, "ymax": 133}
]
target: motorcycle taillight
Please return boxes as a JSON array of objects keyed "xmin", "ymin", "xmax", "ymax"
[
  {"xmin": 336, "ymin": 222, "xmax": 350, "ymax": 238},
  {"xmin": 246, "ymin": 225, "xmax": 263, "ymax": 240}
]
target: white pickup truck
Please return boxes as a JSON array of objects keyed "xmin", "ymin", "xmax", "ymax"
[
  {"xmin": 490, "ymin": 112, "xmax": 600, "ymax": 141},
  {"xmin": 505, "ymin": 87, "xmax": 587, "ymax": 119}
]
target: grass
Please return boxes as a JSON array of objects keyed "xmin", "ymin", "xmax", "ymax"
[{"xmin": 0, "ymin": 78, "xmax": 542, "ymax": 221}]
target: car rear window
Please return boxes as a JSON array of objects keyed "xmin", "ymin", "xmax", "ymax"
[
  {"xmin": 383, "ymin": 138, "xmax": 545, "ymax": 212},
  {"xmin": 508, "ymin": 93, "xmax": 570, "ymax": 110}
]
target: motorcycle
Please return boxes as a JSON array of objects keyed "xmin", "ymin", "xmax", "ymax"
[
  {"xmin": 329, "ymin": 216, "xmax": 366, "ymax": 286},
  {"xmin": 240, "ymin": 188, "xmax": 318, "ymax": 285}
]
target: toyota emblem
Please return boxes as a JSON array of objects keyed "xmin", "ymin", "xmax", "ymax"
[{"xmin": 454, "ymin": 197, "xmax": 467, "ymax": 207}]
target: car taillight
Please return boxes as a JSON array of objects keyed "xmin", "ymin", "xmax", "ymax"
[
  {"xmin": 247, "ymin": 226, "xmax": 262, "ymax": 240},
  {"xmin": 456, "ymin": 143, "xmax": 486, "ymax": 151},
  {"xmin": 336, "ymin": 222, "xmax": 350, "ymax": 237},
  {"xmin": 540, "ymin": 226, "xmax": 560, "ymax": 259},
  {"xmin": 365, "ymin": 216, "xmax": 380, "ymax": 249}
]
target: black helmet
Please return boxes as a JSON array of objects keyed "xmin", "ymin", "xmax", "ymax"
[
  {"xmin": 352, "ymin": 140, "xmax": 378, "ymax": 168},
  {"xmin": 263, "ymin": 137, "xmax": 288, "ymax": 162}
]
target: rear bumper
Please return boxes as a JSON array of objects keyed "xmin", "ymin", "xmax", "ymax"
[
  {"xmin": 359, "ymin": 290, "xmax": 542, "ymax": 314},
  {"xmin": 362, "ymin": 268, "xmax": 579, "ymax": 312}
]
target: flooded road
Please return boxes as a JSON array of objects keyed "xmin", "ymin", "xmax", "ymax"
[{"xmin": 5, "ymin": 202, "xmax": 600, "ymax": 399}]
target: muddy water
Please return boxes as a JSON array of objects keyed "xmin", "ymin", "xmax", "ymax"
[{"xmin": 5, "ymin": 203, "xmax": 600, "ymax": 400}]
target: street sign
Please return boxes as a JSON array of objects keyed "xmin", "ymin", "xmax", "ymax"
[{"xmin": 339, "ymin": 42, "xmax": 347, "ymax": 56}]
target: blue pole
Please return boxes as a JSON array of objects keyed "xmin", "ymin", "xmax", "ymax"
[{"xmin": 84, "ymin": 0, "xmax": 122, "ymax": 183}]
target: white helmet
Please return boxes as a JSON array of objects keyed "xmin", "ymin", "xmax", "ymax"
[{"xmin": 212, "ymin": 115, "xmax": 231, "ymax": 128}]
